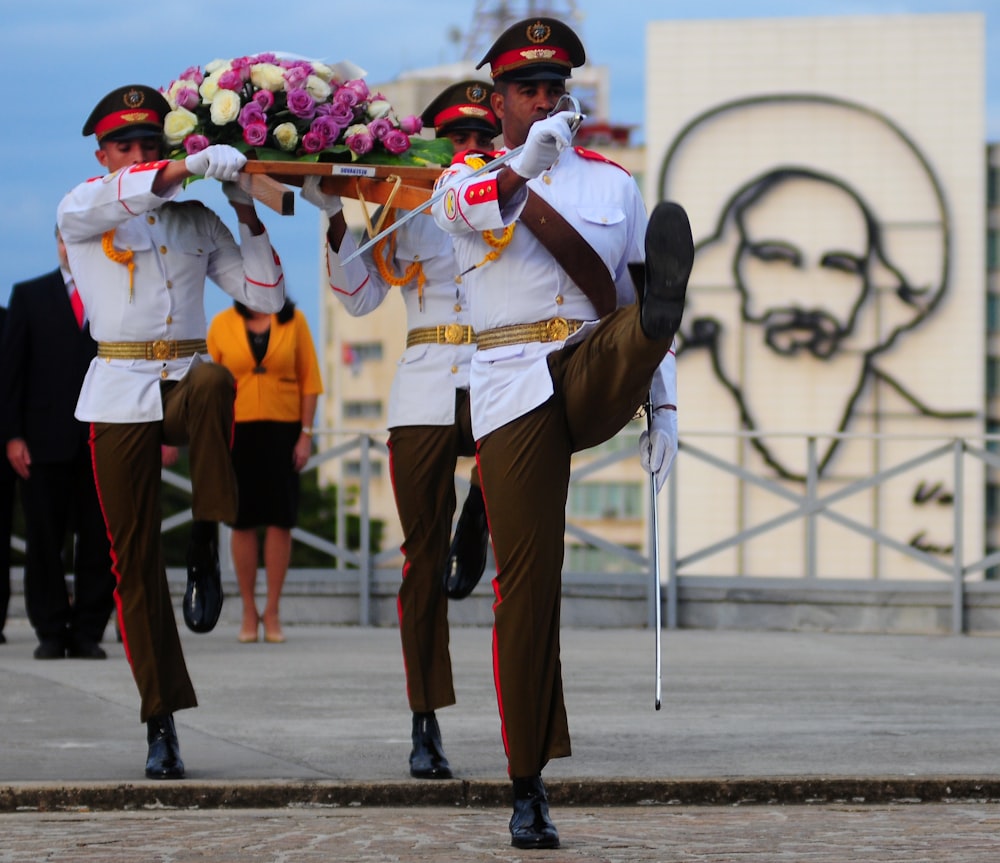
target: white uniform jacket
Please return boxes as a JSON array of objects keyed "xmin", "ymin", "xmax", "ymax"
[
  {"xmin": 432, "ymin": 146, "xmax": 677, "ymax": 442},
  {"xmin": 326, "ymin": 213, "xmax": 476, "ymax": 429},
  {"xmin": 57, "ymin": 160, "xmax": 286, "ymax": 424}
]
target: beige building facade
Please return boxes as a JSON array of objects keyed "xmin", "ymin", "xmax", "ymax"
[{"xmin": 647, "ymin": 14, "xmax": 986, "ymax": 579}]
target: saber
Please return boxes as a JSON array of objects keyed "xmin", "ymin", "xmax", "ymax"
[
  {"xmin": 341, "ymin": 95, "xmax": 585, "ymax": 265},
  {"xmin": 646, "ymin": 397, "xmax": 663, "ymax": 710}
]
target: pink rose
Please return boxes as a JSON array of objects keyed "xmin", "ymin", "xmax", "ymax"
[
  {"xmin": 287, "ymin": 87, "xmax": 317, "ymax": 119},
  {"xmin": 243, "ymin": 122, "xmax": 269, "ymax": 148},
  {"xmin": 382, "ymin": 128, "xmax": 411, "ymax": 155},
  {"xmin": 301, "ymin": 130, "xmax": 325, "ymax": 154},
  {"xmin": 367, "ymin": 117, "xmax": 393, "ymax": 141},
  {"xmin": 342, "ymin": 79, "xmax": 370, "ymax": 102},
  {"xmin": 310, "ymin": 116, "xmax": 343, "ymax": 148},
  {"xmin": 179, "ymin": 66, "xmax": 204, "ymax": 84},
  {"xmin": 334, "ymin": 88, "xmax": 359, "ymax": 110},
  {"xmin": 238, "ymin": 102, "xmax": 266, "ymax": 128},
  {"xmin": 283, "ymin": 64, "xmax": 310, "ymax": 89},
  {"xmin": 399, "ymin": 115, "xmax": 423, "ymax": 135},
  {"xmin": 218, "ymin": 69, "xmax": 244, "ymax": 91},
  {"xmin": 345, "ymin": 129, "xmax": 374, "ymax": 156},
  {"xmin": 230, "ymin": 57, "xmax": 253, "ymax": 80},
  {"xmin": 253, "ymin": 89, "xmax": 275, "ymax": 111},
  {"xmin": 175, "ymin": 86, "xmax": 200, "ymax": 111},
  {"xmin": 323, "ymin": 101, "xmax": 355, "ymax": 126},
  {"xmin": 184, "ymin": 134, "xmax": 211, "ymax": 155}
]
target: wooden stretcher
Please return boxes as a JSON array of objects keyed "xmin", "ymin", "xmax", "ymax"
[{"xmin": 237, "ymin": 160, "xmax": 442, "ymax": 218}]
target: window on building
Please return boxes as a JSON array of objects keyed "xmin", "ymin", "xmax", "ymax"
[
  {"xmin": 989, "ymin": 420, "xmax": 1000, "ymax": 456},
  {"xmin": 989, "ymin": 162, "xmax": 1000, "ymax": 208},
  {"xmin": 989, "ymin": 292, "xmax": 1000, "ymax": 333},
  {"xmin": 989, "ymin": 229, "xmax": 1000, "ymax": 273},
  {"xmin": 988, "ymin": 359, "xmax": 1000, "ymax": 399},
  {"xmin": 568, "ymin": 482, "xmax": 642, "ymax": 519},
  {"xmin": 343, "ymin": 400, "xmax": 383, "ymax": 420}
]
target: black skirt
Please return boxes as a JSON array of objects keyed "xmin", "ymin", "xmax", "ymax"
[{"xmin": 230, "ymin": 421, "xmax": 301, "ymax": 529}]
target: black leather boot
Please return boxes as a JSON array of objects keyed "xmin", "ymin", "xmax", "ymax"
[
  {"xmin": 145, "ymin": 714, "xmax": 185, "ymax": 779},
  {"xmin": 183, "ymin": 520, "xmax": 223, "ymax": 633},
  {"xmin": 409, "ymin": 711, "xmax": 453, "ymax": 779},
  {"xmin": 630, "ymin": 200, "xmax": 693, "ymax": 342},
  {"xmin": 442, "ymin": 485, "xmax": 489, "ymax": 600},
  {"xmin": 510, "ymin": 774, "xmax": 559, "ymax": 849}
]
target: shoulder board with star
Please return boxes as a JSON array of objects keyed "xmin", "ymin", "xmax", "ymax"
[{"xmin": 573, "ymin": 147, "xmax": 630, "ymax": 175}]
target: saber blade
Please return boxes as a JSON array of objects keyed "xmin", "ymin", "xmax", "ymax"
[{"xmin": 647, "ymin": 399, "xmax": 663, "ymax": 710}]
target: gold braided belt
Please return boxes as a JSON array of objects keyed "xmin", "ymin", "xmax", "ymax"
[
  {"xmin": 406, "ymin": 324, "xmax": 476, "ymax": 348},
  {"xmin": 97, "ymin": 339, "xmax": 208, "ymax": 361},
  {"xmin": 475, "ymin": 317, "xmax": 586, "ymax": 351}
]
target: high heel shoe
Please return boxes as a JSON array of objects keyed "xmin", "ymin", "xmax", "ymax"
[
  {"xmin": 238, "ymin": 615, "xmax": 259, "ymax": 643},
  {"xmin": 262, "ymin": 615, "xmax": 285, "ymax": 644}
]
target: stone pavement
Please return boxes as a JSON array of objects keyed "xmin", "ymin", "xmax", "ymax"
[{"xmin": 2, "ymin": 620, "xmax": 1000, "ymax": 860}]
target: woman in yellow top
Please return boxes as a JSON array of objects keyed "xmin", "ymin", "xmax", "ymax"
[{"xmin": 207, "ymin": 299, "xmax": 323, "ymax": 643}]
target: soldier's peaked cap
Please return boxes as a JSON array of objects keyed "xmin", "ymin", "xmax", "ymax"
[
  {"xmin": 476, "ymin": 17, "xmax": 585, "ymax": 82},
  {"xmin": 420, "ymin": 80, "xmax": 501, "ymax": 137},
  {"xmin": 82, "ymin": 85, "xmax": 170, "ymax": 141}
]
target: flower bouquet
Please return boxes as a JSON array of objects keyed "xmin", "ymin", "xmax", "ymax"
[{"xmin": 161, "ymin": 53, "xmax": 452, "ymax": 168}]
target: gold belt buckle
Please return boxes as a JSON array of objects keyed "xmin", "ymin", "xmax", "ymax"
[
  {"xmin": 545, "ymin": 317, "xmax": 569, "ymax": 342},
  {"xmin": 442, "ymin": 323, "xmax": 464, "ymax": 345},
  {"xmin": 151, "ymin": 339, "xmax": 172, "ymax": 360}
]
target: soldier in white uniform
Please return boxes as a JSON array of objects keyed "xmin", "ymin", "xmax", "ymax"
[
  {"xmin": 299, "ymin": 80, "xmax": 500, "ymax": 781},
  {"xmin": 57, "ymin": 85, "xmax": 286, "ymax": 780},
  {"xmin": 430, "ymin": 19, "xmax": 692, "ymax": 850}
]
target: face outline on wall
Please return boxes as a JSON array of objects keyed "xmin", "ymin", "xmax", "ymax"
[
  {"xmin": 726, "ymin": 168, "xmax": 920, "ymax": 361},
  {"xmin": 658, "ymin": 94, "xmax": 961, "ymax": 480}
]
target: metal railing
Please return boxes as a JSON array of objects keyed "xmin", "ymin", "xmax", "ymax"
[{"xmin": 10, "ymin": 427, "xmax": 995, "ymax": 634}]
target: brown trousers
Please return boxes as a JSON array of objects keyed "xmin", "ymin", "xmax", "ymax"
[
  {"xmin": 90, "ymin": 362, "xmax": 237, "ymax": 723},
  {"xmin": 476, "ymin": 305, "xmax": 671, "ymax": 779},
  {"xmin": 388, "ymin": 390, "xmax": 477, "ymax": 713}
]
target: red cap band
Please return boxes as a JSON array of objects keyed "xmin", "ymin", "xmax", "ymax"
[
  {"xmin": 490, "ymin": 46, "xmax": 572, "ymax": 78},
  {"xmin": 93, "ymin": 109, "xmax": 162, "ymax": 140},
  {"xmin": 434, "ymin": 104, "xmax": 497, "ymax": 129}
]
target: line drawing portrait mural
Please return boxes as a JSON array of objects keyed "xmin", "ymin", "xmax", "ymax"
[{"xmin": 659, "ymin": 94, "xmax": 976, "ymax": 483}]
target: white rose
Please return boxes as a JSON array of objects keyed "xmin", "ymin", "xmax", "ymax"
[
  {"xmin": 204, "ymin": 58, "xmax": 230, "ymax": 75},
  {"xmin": 200, "ymin": 70, "xmax": 223, "ymax": 105},
  {"xmin": 273, "ymin": 122, "xmax": 299, "ymax": 151},
  {"xmin": 209, "ymin": 90, "xmax": 242, "ymax": 126},
  {"xmin": 367, "ymin": 100, "xmax": 392, "ymax": 120},
  {"xmin": 250, "ymin": 63, "xmax": 285, "ymax": 92},
  {"xmin": 305, "ymin": 75, "xmax": 331, "ymax": 103},
  {"xmin": 163, "ymin": 108, "xmax": 198, "ymax": 146},
  {"xmin": 344, "ymin": 123, "xmax": 369, "ymax": 138},
  {"xmin": 310, "ymin": 62, "xmax": 334, "ymax": 82}
]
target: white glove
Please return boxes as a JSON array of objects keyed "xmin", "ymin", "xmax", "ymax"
[
  {"xmin": 508, "ymin": 111, "xmax": 576, "ymax": 179},
  {"xmin": 184, "ymin": 144, "xmax": 247, "ymax": 181},
  {"xmin": 300, "ymin": 176, "xmax": 344, "ymax": 217},
  {"xmin": 639, "ymin": 409, "xmax": 677, "ymax": 494},
  {"xmin": 221, "ymin": 181, "xmax": 253, "ymax": 207}
]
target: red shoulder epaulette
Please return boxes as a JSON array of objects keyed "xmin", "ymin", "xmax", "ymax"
[
  {"xmin": 573, "ymin": 147, "xmax": 630, "ymax": 175},
  {"xmin": 128, "ymin": 160, "xmax": 171, "ymax": 173}
]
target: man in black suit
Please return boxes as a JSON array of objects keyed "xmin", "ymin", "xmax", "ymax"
[
  {"xmin": 0, "ymin": 228, "xmax": 115, "ymax": 659},
  {"xmin": 0, "ymin": 304, "xmax": 13, "ymax": 644}
]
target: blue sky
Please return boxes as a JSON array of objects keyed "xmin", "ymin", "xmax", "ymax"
[{"xmin": 2, "ymin": 0, "xmax": 996, "ymax": 329}]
